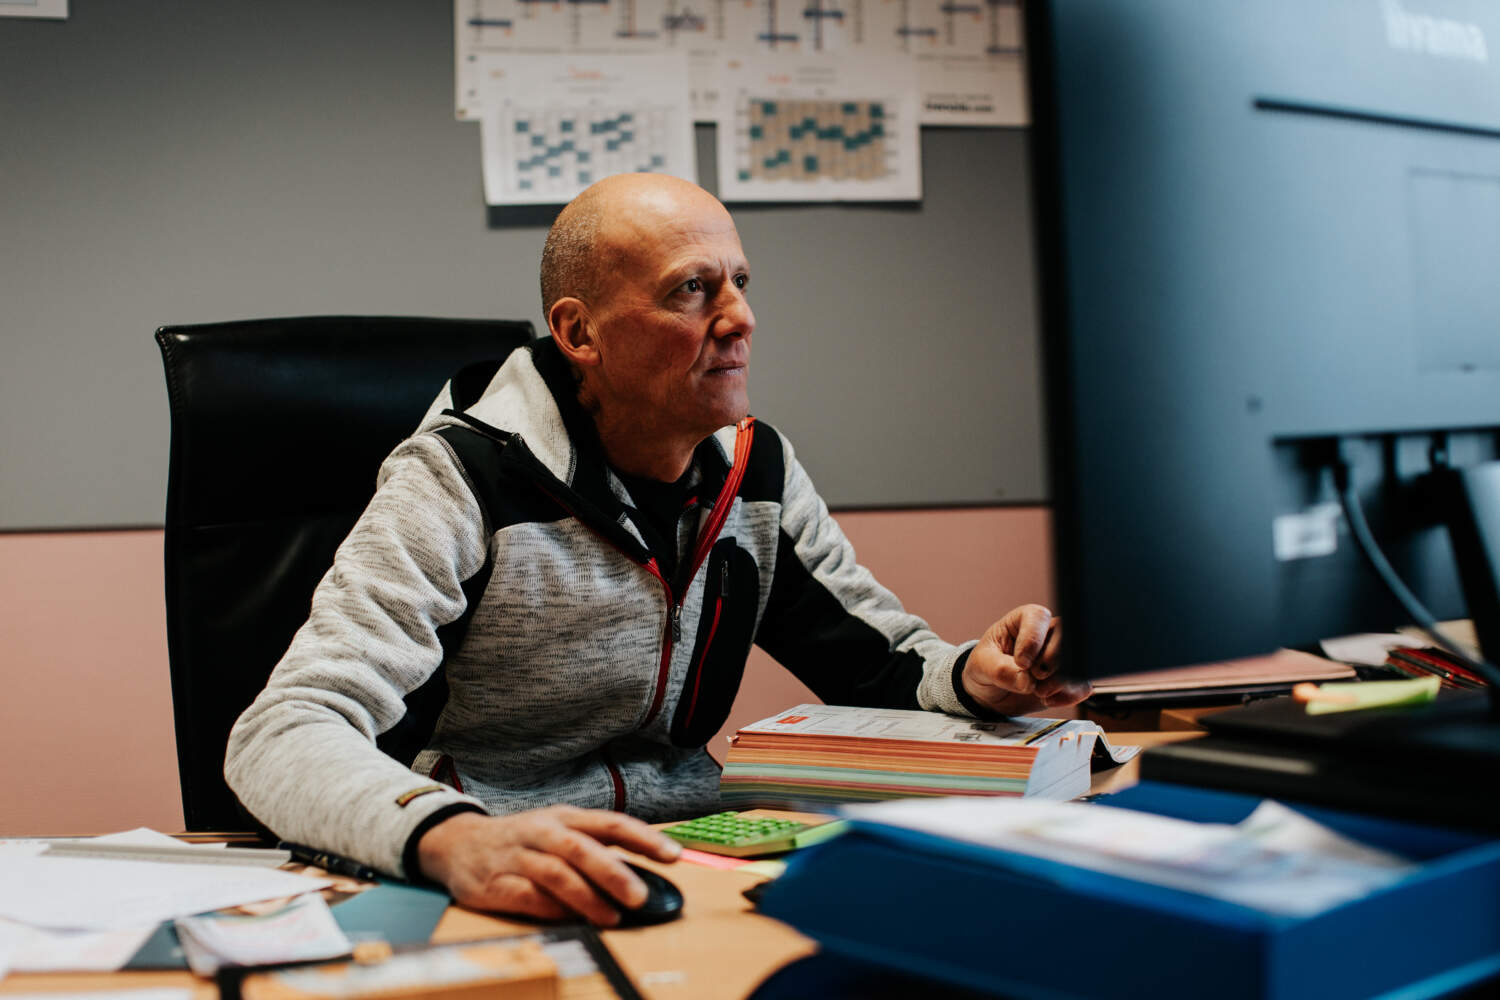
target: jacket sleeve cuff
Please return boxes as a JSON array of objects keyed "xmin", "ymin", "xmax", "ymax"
[
  {"xmin": 401, "ymin": 802, "xmax": 489, "ymax": 886},
  {"xmin": 950, "ymin": 647, "xmax": 1009, "ymax": 721}
]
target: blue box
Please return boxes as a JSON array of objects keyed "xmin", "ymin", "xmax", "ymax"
[{"xmin": 757, "ymin": 782, "xmax": 1500, "ymax": 999}]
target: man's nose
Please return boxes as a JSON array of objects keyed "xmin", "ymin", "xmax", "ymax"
[{"xmin": 716, "ymin": 288, "xmax": 755, "ymax": 338}]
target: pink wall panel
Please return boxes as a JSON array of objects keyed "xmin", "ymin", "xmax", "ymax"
[
  {"xmin": 0, "ymin": 507, "xmax": 1051, "ymax": 833},
  {"xmin": 0, "ymin": 530, "xmax": 182, "ymax": 835}
]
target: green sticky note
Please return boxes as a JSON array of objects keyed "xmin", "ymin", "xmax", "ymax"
[{"xmin": 1304, "ymin": 676, "xmax": 1441, "ymax": 715}]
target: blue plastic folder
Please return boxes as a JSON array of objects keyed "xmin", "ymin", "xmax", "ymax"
[
  {"xmin": 124, "ymin": 879, "xmax": 451, "ymax": 970},
  {"xmin": 756, "ymin": 783, "xmax": 1500, "ymax": 1000}
]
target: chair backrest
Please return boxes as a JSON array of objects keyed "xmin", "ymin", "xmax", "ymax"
[{"xmin": 156, "ymin": 315, "xmax": 535, "ymax": 831}]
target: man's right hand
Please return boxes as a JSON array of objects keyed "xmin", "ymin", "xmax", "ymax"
[{"xmin": 415, "ymin": 806, "xmax": 682, "ymax": 926}]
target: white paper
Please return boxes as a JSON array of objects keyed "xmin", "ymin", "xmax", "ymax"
[
  {"xmin": 1235, "ymin": 801, "xmax": 1413, "ymax": 870},
  {"xmin": 0, "ymin": 992, "xmax": 191, "ymax": 1000},
  {"xmin": 0, "ymin": 918, "xmax": 20, "ymax": 977},
  {"xmin": 738, "ymin": 703, "xmax": 1081, "ymax": 746},
  {"xmin": 718, "ymin": 0, "xmax": 1028, "ymax": 126},
  {"xmin": 1319, "ymin": 632, "xmax": 1411, "ymax": 667},
  {"xmin": 0, "ymin": 854, "xmax": 330, "ymax": 932},
  {"xmin": 457, "ymin": 0, "xmax": 713, "ymax": 119},
  {"xmin": 902, "ymin": 0, "xmax": 1027, "ymax": 126},
  {"xmin": 0, "ymin": 840, "xmax": 49, "ymax": 857},
  {"xmin": 478, "ymin": 51, "xmax": 697, "ymax": 206},
  {"xmin": 456, "ymin": 0, "xmax": 759, "ymax": 122},
  {"xmin": 85, "ymin": 828, "xmax": 228, "ymax": 851},
  {"xmin": 175, "ymin": 894, "xmax": 352, "ymax": 976},
  {"xmin": 845, "ymin": 796, "xmax": 1414, "ymax": 917},
  {"xmin": 89, "ymin": 828, "xmax": 188, "ymax": 847},
  {"xmin": 0, "ymin": 917, "xmax": 156, "ymax": 973},
  {"xmin": 0, "ymin": 0, "xmax": 68, "ymax": 18},
  {"xmin": 455, "ymin": 0, "xmax": 1025, "ymax": 126}
]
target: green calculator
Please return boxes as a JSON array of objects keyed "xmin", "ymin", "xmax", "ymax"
[{"xmin": 662, "ymin": 812, "xmax": 829, "ymax": 858}]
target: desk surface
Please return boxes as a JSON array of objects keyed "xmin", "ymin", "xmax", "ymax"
[{"xmin": 0, "ymin": 732, "xmax": 1195, "ymax": 1000}]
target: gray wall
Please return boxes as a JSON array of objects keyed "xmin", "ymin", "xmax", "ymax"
[{"xmin": 0, "ymin": 0, "xmax": 1044, "ymax": 530}]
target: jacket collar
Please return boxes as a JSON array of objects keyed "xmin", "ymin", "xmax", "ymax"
[{"xmin": 426, "ymin": 336, "xmax": 740, "ymax": 523}]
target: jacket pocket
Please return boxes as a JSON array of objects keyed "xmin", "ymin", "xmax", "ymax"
[{"xmin": 669, "ymin": 540, "xmax": 760, "ymax": 748}]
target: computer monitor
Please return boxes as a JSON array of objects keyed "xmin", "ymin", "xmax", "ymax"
[{"xmin": 1025, "ymin": 0, "xmax": 1500, "ymax": 685}]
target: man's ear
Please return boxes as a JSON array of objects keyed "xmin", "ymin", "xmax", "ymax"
[{"xmin": 548, "ymin": 298, "xmax": 601, "ymax": 369}]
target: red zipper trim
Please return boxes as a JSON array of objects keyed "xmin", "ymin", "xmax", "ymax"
[
  {"xmin": 430, "ymin": 754, "xmax": 464, "ymax": 794},
  {"xmin": 526, "ymin": 420, "xmax": 756, "ymax": 733},
  {"xmin": 639, "ymin": 556, "xmax": 678, "ymax": 727},
  {"xmin": 639, "ymin": 417, "xmax": 756, "ymax": 727},
  {"xmin": 603, "ymin": 754, "xmax": 627, "ymax": 812},
  {"xmin": 683, "ymin": 418, "xmax": 756, "ymax": 588},
  {"xmin": 680, "ymin": 594, "xmax": 724, "ymax": 731},
  {"xmin": 529, "ymin": 481, "xmax": 681, "ymax": 728}
]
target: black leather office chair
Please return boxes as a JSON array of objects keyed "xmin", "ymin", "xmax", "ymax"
[{"xmin": 156, "ymin": 316, "xmax": 535, "ymax": 831}]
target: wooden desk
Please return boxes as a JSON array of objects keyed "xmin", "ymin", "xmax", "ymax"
[
  {"xmin": 0, "ymin": 860, "xmax": 815, "ymax": 1000},
  {"xmin": 0, "ymin": 734, "xmax": 1202, "ymax": 999}
]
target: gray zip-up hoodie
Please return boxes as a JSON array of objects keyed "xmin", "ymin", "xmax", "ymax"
[{"xmin": 225, "ymin": 337, "xmax": 982, "ymax": 878}]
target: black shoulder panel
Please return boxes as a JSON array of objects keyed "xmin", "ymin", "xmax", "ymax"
[
  {"xmin": 756, "ymin": 528, "xmax": 924, "ymax": 710},
  {"xmin": 433, "ymin": 423, "xmax": 566, "ymax": 532},
  {"xmin": 737, "ymin": 420, "xmax": 787, "ymax": 504}
]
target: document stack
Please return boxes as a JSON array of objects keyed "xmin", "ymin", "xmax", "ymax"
[
  {"xmin": 1385, "ymin": 643, "xmax": 1491, "ymax": 691},
  {"xmin": 720, "ymin": 704, "xmax": 1136, "ymax": 809}
]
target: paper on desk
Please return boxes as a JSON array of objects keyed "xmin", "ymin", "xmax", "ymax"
[
  {"xmin": 0, "ymin": 854, "xmax": 330, "ymax": 931},
  {"xmin": 175, "ymin": 893, "xmax": 352, "ymax": 976},
  {"xmin": 0, "ymin": 918, "xmax": 20, "ymax": 977},
  {"xmin": 1319, "ymin": 632, "xmax": 1412, "ymax": 667},
  {"xmin": 844, "ymin": 797, "xmax": 1414, "ymax": 917},
  {"xmin": 0, "ymin": 917, "xmax": 155, "ymax": 973},
  {"xmin": 0, "ymin": 992, "xmax": 192, "ymax": 1000},
  {"xmin": 0, "ymin": 840, "xmax": 49, "ymax": 857},
  {"xmin": 1235, "ymin": 801, "xmax": 1414, "ymax": 869},
  {"xmin": 88, "ymin": 827, "xmax": 228, "ymax": 850}
]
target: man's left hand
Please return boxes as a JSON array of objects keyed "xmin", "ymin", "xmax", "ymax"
[{"xmin": 961, "ymin": 604, "xmax": 1091, "ymax": 716}]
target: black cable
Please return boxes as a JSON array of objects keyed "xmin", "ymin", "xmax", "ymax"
[{"xmin": 1332, "ymin": 456, "xmax": 1500, "ymax": 695}]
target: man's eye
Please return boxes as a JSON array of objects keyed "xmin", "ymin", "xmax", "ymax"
[
  {"xmin": 733, "ymin": 274, "xmax": 749, "ymax": 290},
  {"xmin": 681, "ymin": 278, "xmax": 703, "ymax": 293}
]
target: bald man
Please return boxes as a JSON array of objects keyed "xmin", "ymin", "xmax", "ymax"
[{"xmin": 226, "ymin": 175, "xmax": 1088, "ymax": 926}]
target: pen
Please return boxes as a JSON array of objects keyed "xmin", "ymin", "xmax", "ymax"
[
  {"xmin": 1022, "ymin": 718, "xmax": 1069, "ymax": 746},
  {"xmin": 278, "ymin": 841, "xmax": 380, "ymax": 881}
]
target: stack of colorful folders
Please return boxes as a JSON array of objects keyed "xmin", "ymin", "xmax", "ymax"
[
  {"xmin": 1385, "ymin": 645, "xmax": 1491, "ymax": 691},
  {"xmin": 720, "ymin": 704, "xmax": 1136, "ymax": 810}
]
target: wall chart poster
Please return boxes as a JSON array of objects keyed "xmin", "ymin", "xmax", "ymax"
[
  {"xmin": 715, "ymin": 53, "xmax": 920, "ymax": 202},
  {"xmin": 455, "ymin": 0, "xmax": 1027, "ymax": 128},
  {"xmin": 477, "ymin": 51, "xmax": 697, "ymax": 206}
]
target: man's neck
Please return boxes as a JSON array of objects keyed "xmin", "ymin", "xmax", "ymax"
[{"xmin": 592, "ymin": 412, "xmax": 700, "ymax": 482}]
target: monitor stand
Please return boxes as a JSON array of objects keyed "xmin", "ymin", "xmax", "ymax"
[{"xmin": 1442, "ymin": 458, "xmax": 1500, "ymax": 682}]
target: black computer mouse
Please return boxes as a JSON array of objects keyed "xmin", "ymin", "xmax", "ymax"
[{"xmin": 615, "ymin": 862, "xmax": 684, "ymax": 926}]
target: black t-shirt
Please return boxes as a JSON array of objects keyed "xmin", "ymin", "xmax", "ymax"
[{"xmin": 617, "ymin": 467, "xmax": 696, "ymax": 586}]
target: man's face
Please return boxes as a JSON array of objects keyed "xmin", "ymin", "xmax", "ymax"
[{"xmin": 585, "ymin": 188, "xmax": 755, "ymax": 450}]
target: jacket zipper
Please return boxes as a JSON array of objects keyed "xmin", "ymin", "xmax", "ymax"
[
  {"xmin": 680, "ymin": 560, "xmax": 730, "ymax": 732},
  {"xmin": 518, "ymin": 419, "xmax": 756, "ymax": 730},
  {"xmin": 639, "ymin": 417, "xmax": 755, "ymax": 728}
]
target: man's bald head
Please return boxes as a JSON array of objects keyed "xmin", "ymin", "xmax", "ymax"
[
  {"xmin": 539, "ymin": 174, "xmax": 732, "ymax": 317},
  {"xmin": 541, "ymin": 173, "xmax": 753, "ymax": 480}
]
